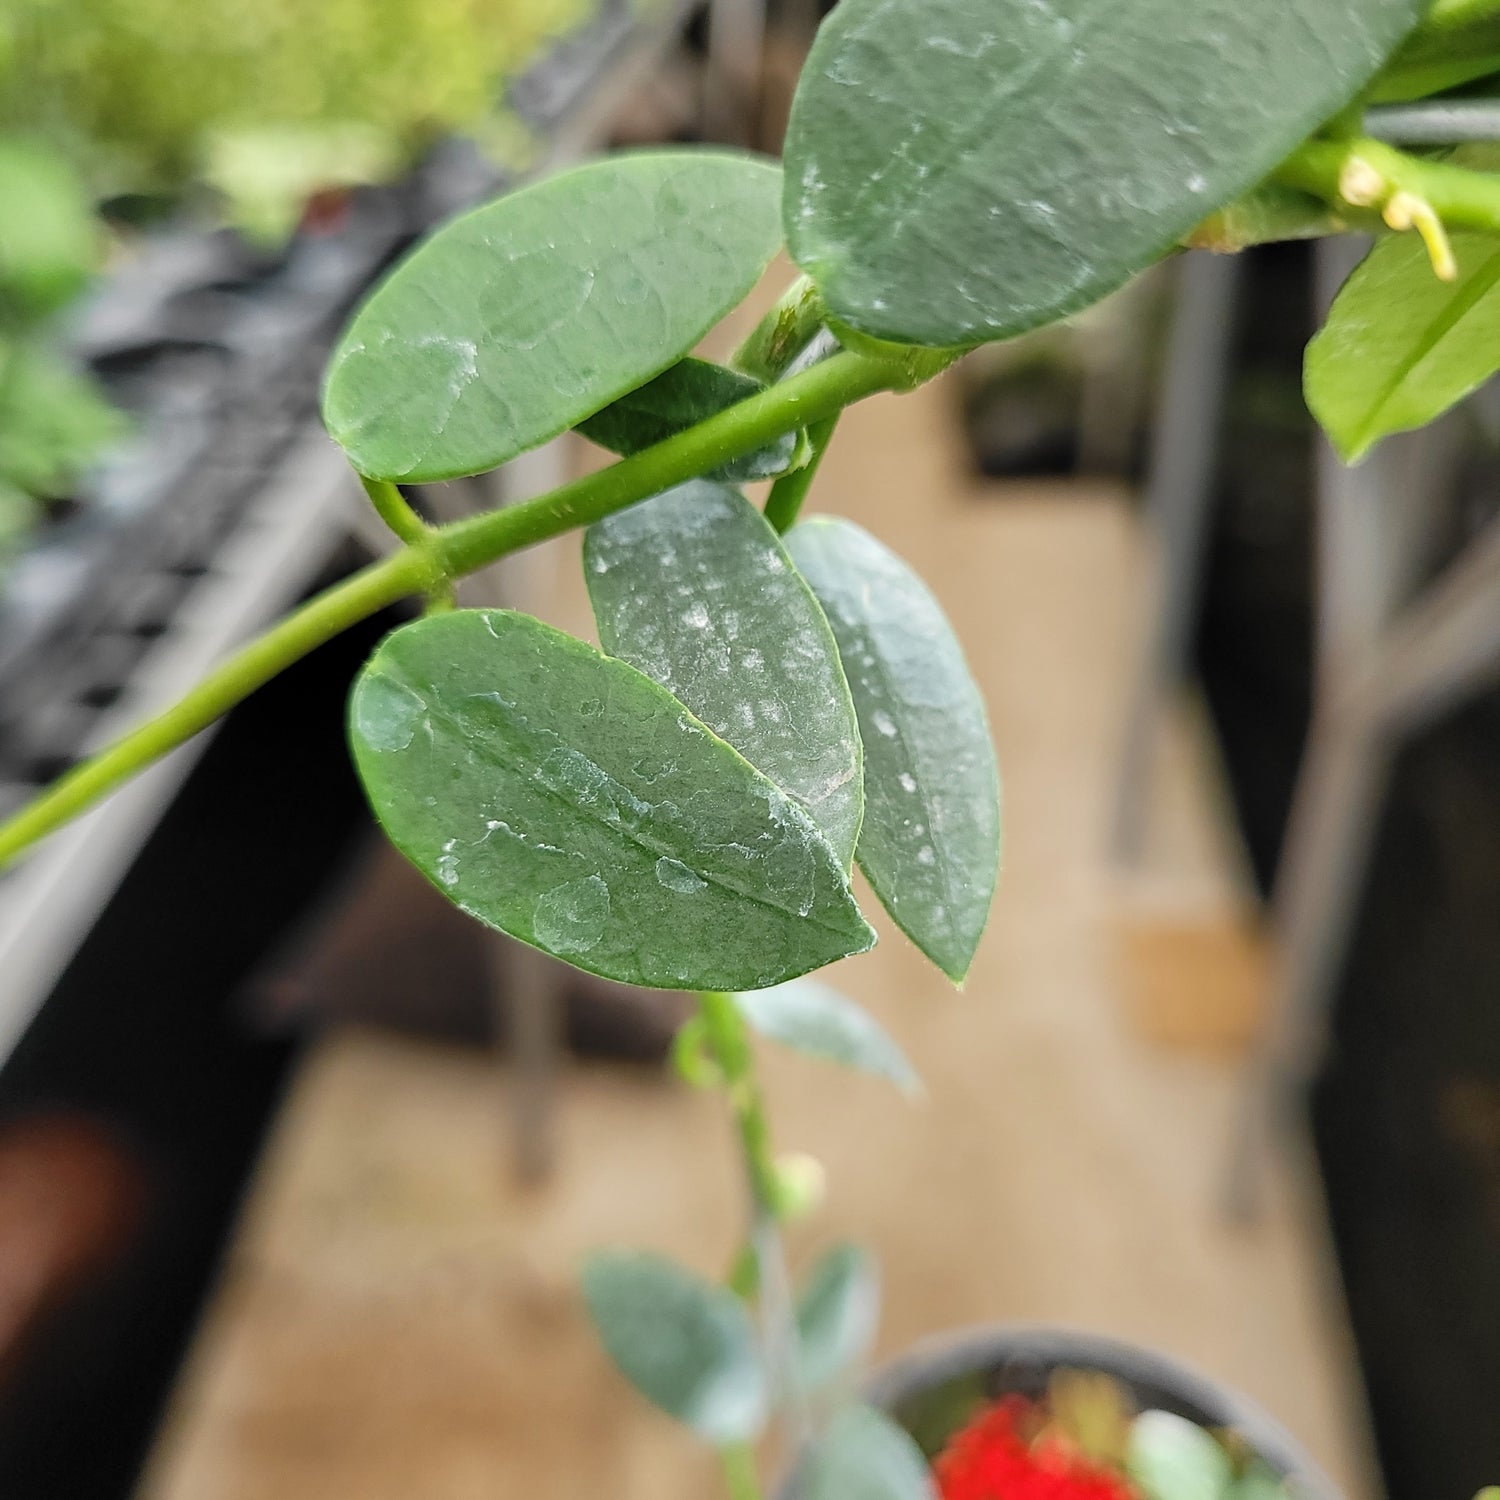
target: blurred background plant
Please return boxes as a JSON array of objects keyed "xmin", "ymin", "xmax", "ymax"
[
  {"xmin": 0, "ymin": 137, "xmax": 123, "ymax": 565},
  {"xmin": 0, "ymin": 0, "xmax": 600, "ymax": 239},
  {"xmin": 0, "ymin": 0, "xmax": 614, "ymax": 565}
]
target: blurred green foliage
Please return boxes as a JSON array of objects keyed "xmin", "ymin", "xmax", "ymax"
[
  {"xmin": 0, "ymin": 138, "xmax": 123, "ymax": 545},
  {"xmin": 0, "ymin": 0, "xmax": 596, "ymax": 236}
]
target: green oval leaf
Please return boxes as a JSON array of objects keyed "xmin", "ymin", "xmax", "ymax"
[
  {"xmin": 782, "ymin": 0, "xmax": 1425, "ymax": 346},
  {"xmin": 323, "ymin": 150, "xmax": 783, "ymax": 482},
  {"xmin": 1306, "ymin": 232, "xmax": 1500, "ymax": 463},
  {"xmin": 1127, "ymin": 1411, "xmax": 1235, "ymax": 1500},
  {"xmin": 582, "ymin": 1251, "xmax": 767, "ymax": 1442},
  {"xmin": 577, "ymin": 357, "xmax": 802, "ymax": 483},
  {"xmin": 585, "ymin": 481, "xmax": 864, "ymax": 871},
  {"xmin": 795, "ymin": 1242, "xmax": 881, "ymax": 1394},
  {"xmin": 734, "ymin": 980, "xmax": 919, "ymax": 1093},
  {"xmin": 800, "ymin": 1405, "xmax": 937, "ymax": 1500},
  {"xmin": 348, "ymin": 609, "xmax": 874, "ymax": 990},
  {"xmin": 785, "ymin": 518, "xmax": 999, "ymax": 982}
]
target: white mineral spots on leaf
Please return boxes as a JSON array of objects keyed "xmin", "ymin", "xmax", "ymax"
[
  {"xmin": 537, "ymin": 747, "xmax": 652, "ymax": 830},
  {"xmin": 655, "ymin": 857, "xmax": 707, "ymax": 895},
  {"xmin": 872, "ymin": 709, "xmax": 898, "ymax": 738},
  {"xmin": 898, "ymin": 772, "xmax": 917, "ymax": 793},
  {"xmin": 587, "ymin": 484, "xmax": 861, "ymax": 870},
  {"xmin": 355, "ymin": 673, "xmax": 427, "ymax": 752},
  {"xmin": 533, "ymin": 875, "xmax": 610, "ymax": 955},
  {"xmin": 437, "ymin": 840, "xmax": 460, "ymax": 887}
]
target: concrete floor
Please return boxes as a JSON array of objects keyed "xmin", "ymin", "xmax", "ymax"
[{"xmin": 137, "ymin": 319, "xmax": 1377, "ymax": 1500}]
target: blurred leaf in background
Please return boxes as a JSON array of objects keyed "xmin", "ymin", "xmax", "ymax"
[
  {"xmin": 0, "ymin": 135, "xmax": 121, "ymax": 555},
  {"xmin": 0, "ymin": 339, "xmax": 126, "ymax": 501},
  {"xmin": 0, "ymin": 0, "xmax": 599, "ymax": 237}
]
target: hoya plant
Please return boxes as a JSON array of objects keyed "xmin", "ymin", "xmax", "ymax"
[{"xmin": 3, "ymin": 0, "xmax": 1500, "ymax": 1494}]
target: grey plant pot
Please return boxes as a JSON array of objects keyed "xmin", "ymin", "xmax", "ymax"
[{"xmin": 863, "ymin": 1324, "xmax": 1343, "ymax": 1500}]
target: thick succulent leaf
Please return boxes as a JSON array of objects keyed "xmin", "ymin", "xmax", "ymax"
[
  {"xmin": 577, "ymin": 357, "xmax": 801, "ymax": 482},
  {"xmin": 586, "ymin": 481, "xmax": 863, "ymax": 871},
  {"xmin": 782, "ymin": 0, "xmax": 1426, "ymax": 347},
  {"xmin": 786, "ymin": 518, "xmax": 998, "ymax": 982},
  {"xmin": 734, "ymin": 980, "xmax": 919, "ymax": 1093},
  {"xmin": 794, "ymin": 1243, "xmax": 881, "ymax": 1394},
  {"xmin": 800, "ymin": 1405, "xmax": 937, "ymax": 1500},
  {"xmin": 322, "ymin": 150, "xmax": 783, "ymax": 481},
  {"xmin": 582, "ymin": 1251, "xmax": 767, "ymax": 1443},
  {"xmin": 1127, "ymin": 1411, "xmax": 1235, "ymax": 1500},
  {"xmin": 1305, "ymin": 232, "xmax": 1500, "ymax": 463},
  {"xmin": 348, "ymin": 609, "xmax": 874, "ymax": 991}
]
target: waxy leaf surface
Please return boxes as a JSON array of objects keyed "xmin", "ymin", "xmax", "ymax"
[
  {"xmin": 786, "ymin": 518, "xmax": 998, "ymax": 981},
  {"xmin": 582, "ymin": 1251, "xmax": 767, "ymax": 1442},
  {"xmin": 783, "ymin": 0, "xmax": 1425, "ymax": 346},
  {"xmin": 1306, "ymin": 232, "xmax": 1500, "ymax": 462},
  {"xmin": 734, "ymin": 979, "xmax": 919, "ymax": 1092},
  {"xmin": 348, "ymin": 609, "xmax": 873, "ymax": 990},
  {"xmin": 586, "ymin": 481, "xmax": 863, "ymax": 871},
  {"xmin": 577, "ymin": 357, "xmax": 801, "ymax": 482},
  {"xmin": 323, "ymin": 151, "xmax": 783, "ymax": 481},
  {"xmin": 795, "ymin": 1243, "xmax": 881, "ymax": 1394},
  {"xmin": 800, "ymin": 1405, "xmax": 937, "ymax": 1500}
]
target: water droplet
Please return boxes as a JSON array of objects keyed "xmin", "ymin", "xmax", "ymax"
[
  {"xmin": 355, "ymin": 672, "xmax": 425, "ymax": 752},
  {"xmin": 534, "ymin": 875, "xmax": 610, "ymax": 954},
  {"xmin": 655, "ymin": 857, "xmax": 707, "ymax": 895}
]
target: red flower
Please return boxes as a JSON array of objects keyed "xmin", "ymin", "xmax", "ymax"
[{"xmin": 934, "ymin": 1396, "xmax": 1137, "ymax": 1500}]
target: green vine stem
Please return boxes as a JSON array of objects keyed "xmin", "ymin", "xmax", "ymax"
[
  {"xmin": 358, "ymin": 474, "xmax": 428, "ymax": 547},
  {"xmin": 0, "ymin": 348, "xmax": 899, "ymax": 868},
  {"xmin": 359, "ymin": 476, "xmax": 457, "ymax": 612},
  {"xmin": 1275, "ymin": 136, "xmax": 1500, "ymax": 235},
  {"xmin": 0, "ymin": 547, "xmax": 432, "ymax": 864},
  {"xmin": 697, "ymin": 990, "xmax": 809, "ymax": 1455},
  {"xmin": 764, "ymin": 414, "xmax": 839, "ymax": 534},
  {"xmin": 720, "ymin": 1442, "xmax": 764, "ymax": 1500}
]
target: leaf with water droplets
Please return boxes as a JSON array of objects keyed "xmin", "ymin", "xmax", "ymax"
[
  {"xmin": 782, "ymin": 0, "xmax": 1425, "ymax": 346},
  {"xmin": 322, "ymin": 150, "xmax": 783, "ymax": 481},
  {"xmin": 348, "ymin": 609, "xmax": 874, "ymax": 990},
  {"xmin": 786, "ymin": 517, "xmax": 999, "ymax": 982},
  {"xmin": 577, "ymin": 357, "xmax": 802, "ymax": 483},
  {"xmin": 586, "ymin": 481, "xmax": 863, "ymax": 871},
  {"xmin": 582, "ymin": 1251, "xmax": 768, "ymax": 1442},
  {"xmin": 734, "ymin": 979, "xmax": 919, "ymax": 1093}
]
